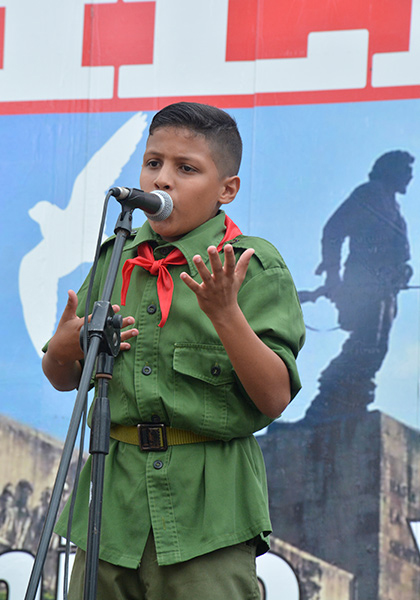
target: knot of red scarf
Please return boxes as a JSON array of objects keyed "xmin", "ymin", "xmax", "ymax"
[{"xmin": 121, "ymin": 216, "xmax": 242, "ymax": 327}]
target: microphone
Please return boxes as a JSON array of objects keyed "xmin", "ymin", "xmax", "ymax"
[{"xmin": 110, "ymin": 187, "xmax": 173, "ymax": 221}]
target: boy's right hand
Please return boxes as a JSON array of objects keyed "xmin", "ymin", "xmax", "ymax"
[
  {"xmin": 42, "ymin": 290, "xmax": 85, "ymax": 391},
  {"xmin": 48, "ymin": 290, "xmax": 139, "ymax": 366},
  {"xmin": 43, "ymin": 290, "xmax": 138, "ymax": 391},
  {"xmin": 47, "ymin": 290, "xmax": 86, "ymax": 365}
]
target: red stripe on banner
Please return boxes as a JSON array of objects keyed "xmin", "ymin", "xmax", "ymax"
[
  {"xmin": 226, "ymin": 0, "xmax": 412, "ymax": 62},
  {"xmin": 225, "ymin": 0, "xmax": 257, "ymax": 62},
  {"xmin": 0, "ymin": 7, "xmax": 5, "ymax": 70},
  {"xmin": 82, "ymin": 1, "xmax": 155, "ymax": 67},
  {"xmin": 1, "ymin": 85, "xmax": 420, "ymax": 116}
]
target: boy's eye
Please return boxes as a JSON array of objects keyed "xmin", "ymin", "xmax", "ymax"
[
  {"xmin": 180, "ymin": 165, "xmax": 196, "ymax": 173},
  {"xmin": 146, "ymin": 159, "xmax": 160, "ymax": 168}
]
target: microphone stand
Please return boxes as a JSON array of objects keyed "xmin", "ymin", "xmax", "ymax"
[{"xmin": 25, "ymin": 205, "xmax": 135, "ymax": 600}]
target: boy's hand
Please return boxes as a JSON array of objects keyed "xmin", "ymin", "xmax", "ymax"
[
  {"xmin": 48, "ymin": 290, "xmax": 138, "ymax": 365},
  {"xmin": 181, "ymin": 244, "xmax": 291, "ymax": 418},
  {"xmin": 47, "ymin": 290, "xmax": 86, "ymax": 365},
  {"xmin": 43, "ymin": 290, "xmax": 138, "ymax": 392},
  {"xmin": 180, "ymin": 244, "xmax": 254, "ymax": 321},
  {"xmin": 118, "ymin": 309, "xmax": 139, "ymax": 352}
]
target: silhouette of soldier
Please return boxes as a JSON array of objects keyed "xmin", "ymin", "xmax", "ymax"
[
  {"xmin": 0, "ymin": 483, "xmax": 16, "ymax": 550},
  {"xmin": 304, "ymin": 150, "xmax": 414, "ymax": 422},
  {"xmin": 12, "ymin": 479, "xmax": 33, "ymax": 548},
  {"xmin": 25, "ymin": 487, "xmax": 52, "ymax": 553}
]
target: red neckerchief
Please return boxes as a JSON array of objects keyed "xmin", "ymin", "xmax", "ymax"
[{"xmin": 121, "ymin": 215, "xmax": 242, "ymax": 327}]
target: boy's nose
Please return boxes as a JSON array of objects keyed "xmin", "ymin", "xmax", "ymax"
[{"xmin": 154, "ymin": 167, "xmax": 172, "ymax": 190}]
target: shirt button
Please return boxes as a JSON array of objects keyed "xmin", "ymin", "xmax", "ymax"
[
  {"xmin": 159, "ymin": 247, "xmax": 172, "ymax": 256},
  {"xmin": 153, "ymin": 460, "xmax": 163, "ymax": 470},
  {"xmin": 211, "ymin": 365, "xmax": 221, "ymax": 376},
  {"xmin": 142, "ymin": 365, "xmax": 152, "ymax": 376},
  {"xmin": 147, "ymin": 304, "xmax": 157, "ymax": 314}
]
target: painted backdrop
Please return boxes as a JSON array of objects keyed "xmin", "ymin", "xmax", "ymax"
[{"xmin": 1, "ymin": 1, "xmax": 420, "ymax": 599}]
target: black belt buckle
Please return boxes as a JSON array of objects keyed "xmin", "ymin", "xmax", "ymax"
[{"xmin": 138, "ymin": 423, "xmax": 168, "ymax": 451}]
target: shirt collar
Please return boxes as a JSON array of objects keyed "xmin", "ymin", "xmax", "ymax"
[{"xmin": 123, "ymin": 211, "xmax": 229, "ymax": 277}]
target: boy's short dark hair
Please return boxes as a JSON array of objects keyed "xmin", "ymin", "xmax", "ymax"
[{"xmin": 149, "ymin": 102, "xmax": 243, "ymax": 177}]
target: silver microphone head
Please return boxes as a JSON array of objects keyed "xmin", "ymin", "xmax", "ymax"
[{"xmin": 145, "ymin": 191, "xmax": 173, "ymax": 221}]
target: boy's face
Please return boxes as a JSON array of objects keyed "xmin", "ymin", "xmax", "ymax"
[{"xmin": 140, "ymin": 126, "xmax": 239, "ymax": 242}]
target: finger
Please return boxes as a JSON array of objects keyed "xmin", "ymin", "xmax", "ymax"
[
  {"xmin": 222, "ymin": 244, "xmax": 236, "ymax": 273},
  {"xmin": 65, "ymin": 290, "xmax": 94, "ymax": 326},
  {"xmin": 121, "ymin": 328, "xmax": 139, "ymax": 342},
  {"xmin": 56, "ymin": 290, "xmax": 80, "ymax": 330},
  {"xmin": 111, "ymin": 306, "xmax": 134, "ymax": 332},
  {"xmin": 237, "ymin": 247, "xmax": 255, "ymax": 264},
  {"xmin": 180, "ymin": 271, "xmax": 202, "ymax": 293},
  {"xmin": 120, "ymin": 338, "xmax": 137, "ymax": 352},
  {"xmin": 235, "ymin": 248, "xmax": 255, "ymax": 280},
  {"xmin": 61, "ymin": 290, "xmax": 78, "ymax": 320},
  {"xmin": 121, "ymin": 315, "xmax": 136, "ymax": 329},
  {"xmin": 192, "ymin": 254, "xmax": 213, "ymax": 283},
  {"xmin": 207, "ymin": 246, "xmax": 224, "ymax": 277}
]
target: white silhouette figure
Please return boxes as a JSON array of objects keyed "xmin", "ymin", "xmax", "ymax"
[{"xmin": 19, "ymin": 112, "xmax": 148, "ymax": 357}]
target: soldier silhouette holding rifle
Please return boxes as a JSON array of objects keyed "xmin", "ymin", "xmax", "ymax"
[{"xmin": 303, "ymin": 150, "xmax": 414, "ymax": 422}]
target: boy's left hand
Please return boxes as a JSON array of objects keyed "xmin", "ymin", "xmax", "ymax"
[
  {"xmin": 180, "ymin": 244, "xmax": 254, "ymax": 321},
  {"xmin": 182, "ymin": 243, "xmax": 291, "ymax": 418}
]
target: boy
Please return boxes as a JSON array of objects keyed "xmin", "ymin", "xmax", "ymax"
[{"xmin": 43, "ymin": 102, "xmax": 305, "ymax": 599}]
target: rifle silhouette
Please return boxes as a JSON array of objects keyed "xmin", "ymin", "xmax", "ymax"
[{"xmin": 298, "ymin": 284, "xmax": 420, "ymax": 304}]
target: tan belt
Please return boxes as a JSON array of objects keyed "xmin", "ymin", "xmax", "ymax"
[{"xmin": 110, "ymin": 423, "xmax": 216, "ymax": 451}]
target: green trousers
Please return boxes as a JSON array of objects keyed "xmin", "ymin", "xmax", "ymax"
[{"xmin": 67, "ymin": 531, "xmax": 261, "ymax": 600}]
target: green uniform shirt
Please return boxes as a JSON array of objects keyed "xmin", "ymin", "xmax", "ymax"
[{"xmin": 55, "ymin": 211, "xmax": 305, "ymax": 568}]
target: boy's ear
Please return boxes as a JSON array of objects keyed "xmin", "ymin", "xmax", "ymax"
[{"xmin": 219, "ymin": 175, "xmax": 240, "ymax": 205}]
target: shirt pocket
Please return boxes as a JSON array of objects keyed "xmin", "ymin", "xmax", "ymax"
[{"xmin": 171, "ymin": 343, "xmax": 235, "ymax": 439}]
